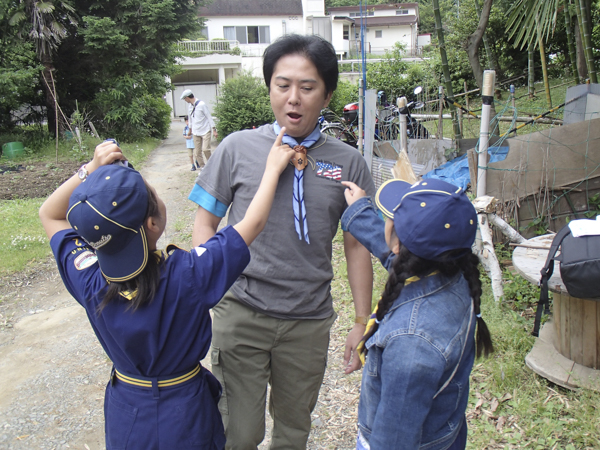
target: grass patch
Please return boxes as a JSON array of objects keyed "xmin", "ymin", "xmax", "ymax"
[
  {"xmin": 0, "ymin": 130, "xmax": 161, "ymax": 277},
  {"xmin": 0, "ymin": 198, "xmax": 48, "ymax": 276}
]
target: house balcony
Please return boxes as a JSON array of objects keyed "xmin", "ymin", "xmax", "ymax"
[{"xmin": 177, "ymin": 40, "xmax": 269, "ymax": 58}]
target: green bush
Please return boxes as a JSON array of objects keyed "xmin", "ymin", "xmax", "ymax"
[
  {"xmin": 214, "ymin": 72, "xmax": 274, "ymax": 139},
  {"xmin": 329, "ymin": 79, "xmax": 359, "ymax": 116},
  {"xmin": 91, "ymin": 74, "xmax": 172, "ymax": 142}
]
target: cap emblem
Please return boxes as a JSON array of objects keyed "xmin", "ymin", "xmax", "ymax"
[{"xmin": 88, "ymin": 234, "xmax": 112, "ymax": 250}]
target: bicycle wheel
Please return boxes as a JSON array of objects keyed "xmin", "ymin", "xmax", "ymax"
[{"xmin": 322, "ymin": 125, "xmax": 357, "ymax": 147}]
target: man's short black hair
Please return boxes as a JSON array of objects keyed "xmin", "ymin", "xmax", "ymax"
[{"xmin": 263, "ymin": 34, "xmax": 338, "ymax": 97}]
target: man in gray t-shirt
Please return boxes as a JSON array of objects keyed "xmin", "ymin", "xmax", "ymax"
[{"xmin": 189, "ymin": 35, "xmax": 375, "ymax": 449}]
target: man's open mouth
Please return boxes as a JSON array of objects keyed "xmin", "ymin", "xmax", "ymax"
[{"xmin": 288, "ymin": 113, "xmax": 302, "ymax": 120}]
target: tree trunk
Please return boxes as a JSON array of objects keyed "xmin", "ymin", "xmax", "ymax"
[
  {"xmin": 466, "ymin": 0, "xmax": 493, "ymax": 89},
  {"xmin": 528, "ymin": 44, "xmax": 535, "ymax": 98},
  {"xmin": 433, "ymin": 0, "xmax": 462, "ymax": 139},
  {"xmin": 473, "ymin": 0, "xmax": 503, "ymax": 79},
  {"xmin": 579, "ymin": 0, "xmax": 597, "ymax": 82},
  {"xmin": 575, "ymin": 0, "xmax": 596, "ymax": 82},
  {"xmin": 574, "ymin": 14, "xmax": 588, "ymax": 79},
  {"xmin": 564, "ymin": 0, "xmax": 580, "ymax": 84},
  {"xmin": 466, "ymin": 0, "xmax": 496, "ymax": 124}
]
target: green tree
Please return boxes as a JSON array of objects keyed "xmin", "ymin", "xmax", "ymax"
[
  {"xmin": 0, "ymin": 0, "xmax": 42, "ymax": 130},
  {"xmin": 57, "ymin": 0, "xmax": 205, "ymax": 140},
  {"xmin": 9, "ymin": 0, "xmax": 77, "ymax": 135}
]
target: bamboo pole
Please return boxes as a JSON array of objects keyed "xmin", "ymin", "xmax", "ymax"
[
  {"xmin": 478, "ymin": 213, "xmax": 504, "ymax": 302},
  {"xmin": 537, "ymin": 27, "xmax": 552, "ymax": 109},
  {"xmin": 477, "ymin": 70, "xmax": 495, "ymax": 198},
  {"xmin": 358, "ymin": 78, "xmax": 364, "ymax": 155},
  {"xmin": 437, "ymin": 86, "xmax": 444, "ymax": 140},
  {"xmin": 397, "ymin": 96, "xmax": 408, "ymax": 153},
  {"xmin": 528, "ymin": 44, "xmax": 535, "ymax": 99},
  {"xmin": 577, "ymin": 0, "xmax": 597, "ymax": 82},
  {"xmin": 564, "ymin": 0, "xmax": 580, "ymax": 84}
]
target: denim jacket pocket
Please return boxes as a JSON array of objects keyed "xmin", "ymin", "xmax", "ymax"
[{"xmin": 365, "ymin": 339, "xmax": 379, "ymax": 377}]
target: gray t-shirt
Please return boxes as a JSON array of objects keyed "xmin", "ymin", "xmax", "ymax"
[{"xmin": 196, "ymin": 123, "xmax": 375, "ymax": 319}]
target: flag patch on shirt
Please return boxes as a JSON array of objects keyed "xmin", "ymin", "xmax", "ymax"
[{"xmin": 316, "ymin": 160, "xmax": 343, "ymax": 181}]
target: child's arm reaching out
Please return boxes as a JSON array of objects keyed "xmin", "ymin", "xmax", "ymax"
[
  {"xmin": 233, "ymin": 127, "xmax": 295, "ymax": 246},
  {"xmin": 39, "ymin": 141, "xmax": 124, "ymax": 240}
]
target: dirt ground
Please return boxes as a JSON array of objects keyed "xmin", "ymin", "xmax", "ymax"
[
  {"xmin": 0, "ymin": 121, "xmax": 361, "ymax": 449},
  {"xmin": 0, "ymin": 161, "xmax": 82, "ymax": 201}
]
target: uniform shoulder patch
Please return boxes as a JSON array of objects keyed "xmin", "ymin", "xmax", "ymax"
[{"xmin": 73, "ymin": 251, "xmax": 98, "ymax": 271}]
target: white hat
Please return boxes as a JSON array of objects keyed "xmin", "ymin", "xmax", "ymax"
[{"xmin": 180, "ymin": 89, "xmax": 194, "ymax": 99}]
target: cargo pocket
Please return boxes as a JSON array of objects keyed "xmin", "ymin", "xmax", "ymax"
[
  {"xmin": 210, "ymin": 346, "xmax": 228, "ymax": 415},
  {"xmin": 105, "ymin": 392, "xmax": 138, "ymax": 450}
]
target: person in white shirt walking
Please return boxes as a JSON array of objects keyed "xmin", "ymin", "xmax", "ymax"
[{"xmin": 181, "ymin": 89, "xmax": 218, "ymax": 169}]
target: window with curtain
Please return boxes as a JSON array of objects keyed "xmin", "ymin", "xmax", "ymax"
[{"xmin": 223, "ymin": 26, "xmax": 270, "ymax": 44}]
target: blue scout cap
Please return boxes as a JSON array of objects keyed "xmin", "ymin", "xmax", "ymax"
[
  {"xmin": 375, "ymin": 178, "xmax": 477, "ymax": 261},
  {"xmin": 67, "ymin": 165, "xmax": 149, "ymax": 282}
]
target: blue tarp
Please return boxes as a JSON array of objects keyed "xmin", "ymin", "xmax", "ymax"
[{"xmin": 422, "ymin": 146, "xmax": 510, "ymax": 191}]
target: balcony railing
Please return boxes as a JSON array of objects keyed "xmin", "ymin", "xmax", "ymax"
[{"xmin": 178, "ymin": 40, "xmax": 240, "ymax": 53}]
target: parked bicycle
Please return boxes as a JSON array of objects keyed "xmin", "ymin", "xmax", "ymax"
[{"xmin": 319, "ymin": 107, "xmax": 358, "ymax": 148}]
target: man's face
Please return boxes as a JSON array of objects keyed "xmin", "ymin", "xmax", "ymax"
[
  {"xmin": 269, "ymin": 54, "xmax": 332, "ymax": 141},
  {"xmin": 183, "ymin": 96, "xmax": 194, "ymax": 105}
]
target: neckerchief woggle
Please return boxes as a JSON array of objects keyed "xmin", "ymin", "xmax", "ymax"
[{"xmin": 273, "ymin": 122, "xmax": 321, "ymax": 244}]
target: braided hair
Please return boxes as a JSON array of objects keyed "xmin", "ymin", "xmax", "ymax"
[{"xmin": 363, "ymin": 243, "xmax": 494, "ymax": 359}]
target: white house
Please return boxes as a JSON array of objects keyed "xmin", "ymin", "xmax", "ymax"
[
  {"xmin": 327, "ymin": 3, "xmax": 419, "ymax": 57},
  {"xmin": 166, "ymin": 0, "xmax": 420, "ymax": 117}
]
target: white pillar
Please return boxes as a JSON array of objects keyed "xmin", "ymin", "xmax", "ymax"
[{"xmin": 218, "ymin": 66, "xmax": 226, "ymax": 85}]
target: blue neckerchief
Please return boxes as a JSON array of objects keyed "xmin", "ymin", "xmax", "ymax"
[{"xmin": 273, "ymin": 122, "xmax": 321, "ymax": 244}]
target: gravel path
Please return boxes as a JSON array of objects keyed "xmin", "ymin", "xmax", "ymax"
[{"xmin": 0, "ymin": 121, "xmax": 361, "ymax": 449}]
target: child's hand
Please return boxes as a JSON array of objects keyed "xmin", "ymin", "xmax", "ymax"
[
  {"xmin": 341, "ymin": 181, "xmax": 366, "ymax": 206},
  {"xmin": 86, "ymin": 140, "xmax": 126, "ymax": 174},
  {"xmin": 266, "ymin": 127, "xmax": 294, "ymax": 174}
]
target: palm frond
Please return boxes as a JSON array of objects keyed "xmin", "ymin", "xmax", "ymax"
[{"xmin": 506, "ymin": 0, "xmax": 561, "ymax": 50}]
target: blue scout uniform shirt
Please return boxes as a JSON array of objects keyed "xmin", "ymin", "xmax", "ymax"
[
  {"xmin": 50, "ymin": 225, "xmax": 250, "ymax": 449},
  {"xmin": 50, "ymin": 225, "xmax": 248, "ymax": 377}
]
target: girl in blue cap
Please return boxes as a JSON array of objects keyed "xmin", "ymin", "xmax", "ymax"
[
  {"xmin": 341, "ymin": 179, "xmax": 494, "ymax": 450},
  {"xmin": 39, "ymin": 131, "xmax": 294, "ymax": 450}
]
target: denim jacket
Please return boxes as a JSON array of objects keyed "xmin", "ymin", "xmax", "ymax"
[{"xmin": 342, "ymin": 197, "xmax": 475, "ymax": 450}]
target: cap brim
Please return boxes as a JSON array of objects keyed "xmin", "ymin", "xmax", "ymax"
[
  {"xmin": 375, "ymin": 179, "xmax": 412, "ymax": 219},
  {"xmin": 97, "ymin": 226, "xmax": 149, "ymax": 282}
]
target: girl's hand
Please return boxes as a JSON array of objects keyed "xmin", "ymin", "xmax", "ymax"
[
  {"xmin": 341, "ymin": 181, "xmax": 366, "ymax": 206},
  {"xmin": 86, "ymin": 140, "xmax": 126, "ymax": 174},
  {"xmin": 266, "ymin": 127, "xmax": 294, "ymax": 175}
]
